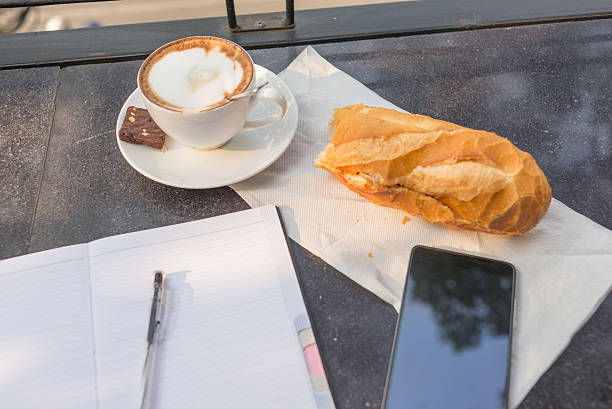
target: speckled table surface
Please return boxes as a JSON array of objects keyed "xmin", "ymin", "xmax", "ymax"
[{"xmin": 1, "ymin": 18, "xmax": 611, "ymax": 409}]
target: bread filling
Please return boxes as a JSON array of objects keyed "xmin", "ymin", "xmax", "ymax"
[{"xmin": 338, "ymin": 161, "xmax": 509, "ymax": 201}]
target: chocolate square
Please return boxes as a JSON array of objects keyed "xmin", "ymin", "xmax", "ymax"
[{"xmin": 119, "ymin": 106, "xmax": 166, "ymax": 150}]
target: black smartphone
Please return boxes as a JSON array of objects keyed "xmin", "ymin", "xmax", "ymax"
[{"xmin": 382, "ymin": 245, "xmax": 516, "ymax": 409}]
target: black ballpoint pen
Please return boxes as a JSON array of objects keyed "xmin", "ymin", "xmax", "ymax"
[{"xmin": 139, "ymin": 271, "xmax": 165, "ymax": 409}]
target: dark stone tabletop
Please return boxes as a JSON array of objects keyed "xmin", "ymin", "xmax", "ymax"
[{"xmin": 1, "ymin": 18, "xmax": 611, "ymax": 409}]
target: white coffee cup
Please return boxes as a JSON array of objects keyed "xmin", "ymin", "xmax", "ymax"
[{"xmin": 137, "ymin": 36, "xmax": 287, "ymax": 150}]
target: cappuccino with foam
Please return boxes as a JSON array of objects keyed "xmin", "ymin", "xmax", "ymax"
[
  {"xmin": 139, "ymin": 37, "xmax": 253, "ymax": 111},
  {"xmin": 137, "ymin": 36, "xmax": 286, "ymax": 150}
]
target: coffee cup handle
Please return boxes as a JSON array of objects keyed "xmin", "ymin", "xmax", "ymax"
[{"xmin": 240, "ymin": 86, "xmax": 288, "ymax": 132}]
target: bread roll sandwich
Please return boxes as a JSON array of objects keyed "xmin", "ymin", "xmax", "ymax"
[{"xmin": 315, "ymin": 104, "xmax": 552, "ymax": 235}]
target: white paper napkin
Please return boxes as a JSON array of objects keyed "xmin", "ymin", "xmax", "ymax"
[{"xmin": 231, "ymin": 46, "xmax": 612, "ymax": 408}]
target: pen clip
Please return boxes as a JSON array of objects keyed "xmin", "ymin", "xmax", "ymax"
[{"xmin": 147, "ymin": 271, "xmax": 165, "ymax": 344}]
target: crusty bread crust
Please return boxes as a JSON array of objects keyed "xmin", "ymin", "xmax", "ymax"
[{"xmin": 316, "ymin": 104, "xmax": 552, "ymax": 235}]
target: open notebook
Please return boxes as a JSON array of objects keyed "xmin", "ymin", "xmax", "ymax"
[{"xmin": 0, "ymin": 206, "xmax": 334, "ymax": 409}]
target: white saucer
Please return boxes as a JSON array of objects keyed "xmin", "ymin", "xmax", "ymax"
[{"xmin": 116, "ymin": 65, "xmax": 297, "ymax": 189}]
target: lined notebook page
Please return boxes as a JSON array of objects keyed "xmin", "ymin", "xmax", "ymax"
[
  {"xmin": 0, "ymin": 244, "xmax": 97, "ymax": 409},
  {"xmin": 89, "ymin": 207, "xmax": 317, "ymax": 409}
]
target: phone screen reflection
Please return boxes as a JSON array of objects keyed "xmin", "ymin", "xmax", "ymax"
[{"xmin": 384, "ymin": 247, "xmax": 515, "ymax": 409}]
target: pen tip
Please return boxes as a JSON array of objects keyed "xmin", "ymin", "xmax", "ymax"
[{"xmin": 154, "ymin": 271, "xmax": 164, "ymax": 283}]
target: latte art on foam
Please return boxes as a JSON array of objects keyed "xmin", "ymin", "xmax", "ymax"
[{"xmin": 147, "ymin": 47, "xmax": 245, "ymax": 109}]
